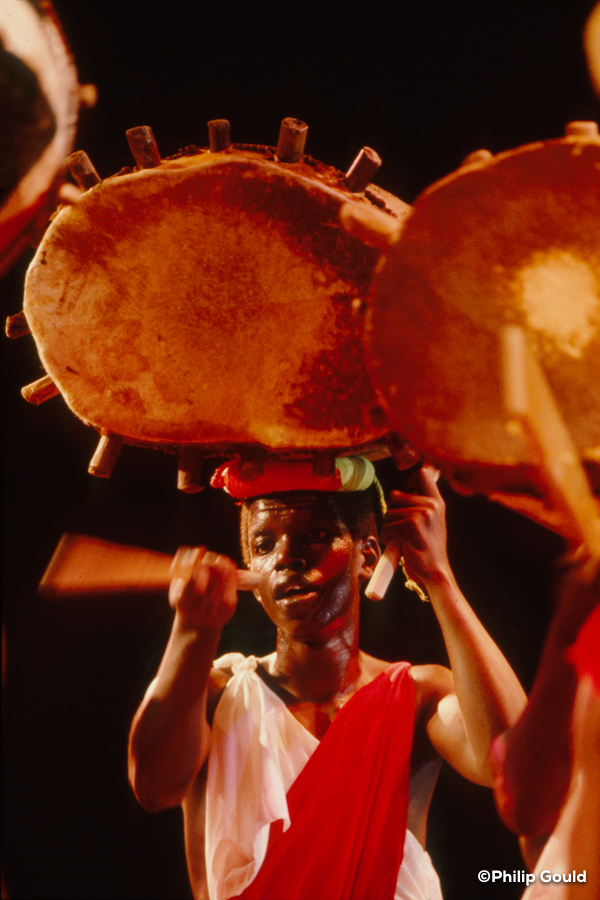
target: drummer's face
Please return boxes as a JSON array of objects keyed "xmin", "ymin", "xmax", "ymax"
[{"xmin": 247, "ymin": 494, "xmax": 376, "ymax": 639}]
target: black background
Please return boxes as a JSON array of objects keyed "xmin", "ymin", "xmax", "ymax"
[{"xmin": 2, "ymin": 2, "xmax": 599, "ymax": 898}]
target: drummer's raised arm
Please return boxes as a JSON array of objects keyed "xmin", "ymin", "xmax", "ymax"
[
  {"xmin": 383, "ymin": 466, "xmax": 527, "ymax": 784},
  {"xmin": 128, "ymin": 549, "xmax": 237, "ymax": 812}
]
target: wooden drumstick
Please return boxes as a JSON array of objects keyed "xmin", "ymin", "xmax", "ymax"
[
  {"xmin": 365, "ymin": 466, "xmax": 434, "ymax": 602},
  {"xmin": 365, "ymin": 538, "xmax": 403, "ymax": 601},
  {"xmin": 501, "ymin": 325, "xmax": 600, "ymax": 565},
  {"xmin": 38, "ymin": 533, "xmax": 262, "ymax": 599}
]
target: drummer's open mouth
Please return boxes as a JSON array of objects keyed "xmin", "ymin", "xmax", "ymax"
[
  {"xmin": 278, "ymin": 590, "xmax": 320, "ymax": 614},
  {"xmin": 275, "ymin": 579, "xmax": 319, "ymax": 603}
]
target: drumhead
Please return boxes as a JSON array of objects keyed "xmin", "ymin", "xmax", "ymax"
[
  {"xmin": 368, "ymin": 135, "xmax": 600, "ymax": 497},
  {"xmin": 24, "ymin": 144, "xmax": 410, "ymax": 458}
]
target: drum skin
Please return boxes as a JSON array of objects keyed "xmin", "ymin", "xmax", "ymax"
[
  {"xmin": 367, "ymin": 135, "xmax": 600, "ymax": 496},
  {"xmin": 24, "ymin": 146, "xmax": 410, "ymax": 456},
  {"xmin": 0, "ymin": 0, "xmax": 81, "ymax": 276}
]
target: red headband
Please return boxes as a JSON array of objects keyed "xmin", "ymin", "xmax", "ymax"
[{"xmin": 210, "ymin": 459, "xmax": 342, "ymax": 500}]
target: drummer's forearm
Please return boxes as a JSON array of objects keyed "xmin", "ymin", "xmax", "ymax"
[
  {"xmin": 496, "ymin": 642, "xmax": 575, "ymax": 835},
  {"xmin": 128, "ymin": 615, "xmax": 221, "ymax": 811},
  {"xmin": 426, "ymin": 569, "xmax": 527, "ymax": 779},
  {"xmin": 500, "ymin": 560, "xmax": 600, "ymax": 833}
]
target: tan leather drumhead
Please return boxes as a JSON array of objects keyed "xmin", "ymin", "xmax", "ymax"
[
  {"xmin": 0, "ymin": 0, "xmax": 81, "ymax": 276},
  {"xmin": 24, "ymin": 148, "xmax": 409, "ymax": 455},
  {"xmin": 368, "ymin": 136, "xmax": 600, "ymax": 495}
]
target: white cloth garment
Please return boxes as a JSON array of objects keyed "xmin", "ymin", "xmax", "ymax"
[{"xmin": 206, "ymin": 653, "xmax": 443, "ymax": 900}]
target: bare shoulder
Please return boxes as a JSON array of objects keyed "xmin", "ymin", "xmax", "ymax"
[
  {"xmin": 208, "ymin": 664, "xmax": 233, "ymax": 692},
  {"xmin": 359, "ymin": 651, "xmax": 395, "ymax": 682},
  {"xmin": 409, "ymin": 663, "xmax": 455, "ymax": 718},
  {"xmin": 410, "ymin": 665, "xmax": 490, "ymax": 786},
  {"xmin": 206, "ymin": 664, "xmax": 234, "ymax": 723}
]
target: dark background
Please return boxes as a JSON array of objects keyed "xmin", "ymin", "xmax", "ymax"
[{"xmin": 2, "ymin": 2, "xmax": 599, "ymax": 898}]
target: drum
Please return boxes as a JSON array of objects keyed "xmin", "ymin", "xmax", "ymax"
[
  {"xmin": 0, "ymin": 0, "xmax": 88, "ymax": 278},
  {"xmin": 16, "ymin": 119, "xmax": 414, "ymax": 488},
  {"xmin": 367, "ymin": 126, "xmax": 600, "ymax": 504},
  {"xmin": 585, "ymin": 3, "xmax": 600, "ymax": 98}
]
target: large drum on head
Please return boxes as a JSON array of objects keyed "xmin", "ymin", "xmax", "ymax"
[
  {"xmin": 367, "ymin": 127, "xmax": 600, "ymax": 502},
  {"xmin": 18, "ymin": 121, "xmax": 412, "ymax": 486}
]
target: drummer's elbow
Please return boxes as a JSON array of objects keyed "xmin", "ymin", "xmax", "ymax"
[
  {"xmin": 128, "ymin": 731, "xmax": 210, "ymax": 812},
  {"xmin": 507, "ymin": 798, "xmax": 562, "ymax": 839},
  {"xmin": 128, "ymin": 758, "xmax": 190, "ymax": 812}
]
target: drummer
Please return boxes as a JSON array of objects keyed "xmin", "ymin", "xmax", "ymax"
[
  {"xmin": 489, "ymin": 556, "xmax": 600, "ymax": 899},
  {"xmin": 128, "ymin": 456, "xmax": 526, "ymax": 900}
]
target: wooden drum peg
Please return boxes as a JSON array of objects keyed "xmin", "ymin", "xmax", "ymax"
[
  {"xmin": 88, "ymin": 433, "xmax": 123, "ymax": 478},
  {"xmin": 6, "ymin": 311, "xmax": 31, "ymax": 339},
  {"xmin": 177, "ymin": 446, "xmax": 204, "ymax": 493},
  {"xmin": 339, "ymin": 202, "xmax": 402, "ymax": 251},
  {"xmin": 276, "ymin": 118, "xmax": 308, "ymax": 163},
  {"xmin": 126, "ymin": 126, "xmax": 161, "ymax": 169},
  {"xmin": 461, "ymin": 149, "xmax": 493, "ymax": 166},
  {"xmin": 344, "ymin": 147, "xmax": 381, "ymax": 193},
  {"xmin": 57, "ymin": 184, "xmax": 82, "ymax": 205},
  {"xmin": 78, "ymin": 84, "xmax": 98, "ymax": 109},
  {"xmin": 208, "ymin": 119, "xmax": 231, "ymax": 152},
  {"xmin": 21, "ymin": 374, "xmax": 60, "ymax": 405},
  {"xmin": 387, "ymin": 434, "xmax": 422, "ymax": 471},
  {"xmin": 565, "ymin": 121, "xmax": 599, "ymax": 138},
  {"xmin": 68, "ymin": 150, "xmax": 101, "ymax": 191}
]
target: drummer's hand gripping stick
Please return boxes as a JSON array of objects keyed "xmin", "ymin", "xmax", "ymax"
[
  {"xmin": 38, "ymin": 533, "xmax": 262, "ymax": 599},
  {"xmin": 365, "ymin": 467, "xmax": 436, "ymax": 602}
]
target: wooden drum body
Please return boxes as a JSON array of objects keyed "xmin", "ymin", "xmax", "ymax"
[
  {"xmin": 21, "ymin": 131, "xmax": 412, "ymax": 483},
  {"xmin": 367, "ymin": 131, "xmax": 600, "ymax": 500}
]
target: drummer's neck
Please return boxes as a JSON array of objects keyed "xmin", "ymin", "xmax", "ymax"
[{"xmin": 272, "ymin": 614, "xmax": 362, "ymax": 704}]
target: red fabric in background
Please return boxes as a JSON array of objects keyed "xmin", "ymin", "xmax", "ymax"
[
  {"xmin": 567, "ymin": 602, "xmax": 600, "ymax": 697},
  {"xmin": 234, "ymin": 662, "xmax": 414, "ymax": 900}
]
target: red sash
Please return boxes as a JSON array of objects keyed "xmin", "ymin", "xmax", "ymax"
[{"xmin": 234, "ymin": 662, "xmax": 414, "ymax": 900}]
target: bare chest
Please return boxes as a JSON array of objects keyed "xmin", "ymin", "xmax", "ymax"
[{"xmin": 285, "ymin": 696, "xmax": 350, "ymax": 739}]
